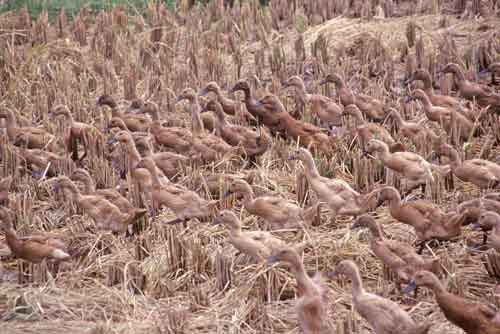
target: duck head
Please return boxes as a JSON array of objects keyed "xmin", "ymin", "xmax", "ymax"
[
  {"xmin": 96, "ymin": 94, "xmax": 117, "ymax": 108},
  {"xmin": 267, "ymin": 248, "xmax": 299, "ymax": 267},
  {"xmin": 319, "ymin": 73, "xmax": 343, "ymax": 86},
  {"xmin": 176, "ymin": 88, "xmax": 197, "ymax": 103},
  {"xmin": 327, "ymin": 260, "xmax": 358, "ymax": 280},
  {"xmin": 212, "ymin": 210, "xmax": 240, "ymax": 229},
  {"xmin": 199, "ymin": 82, "xmax": 220, "ymax": 96},
  {"xmin": 288, "ymin": 147, "xmax": 313, "ymax": 162},
  {"xmin": 365, "ymin": 139, "xmax": 387, "ymax": 156},
  {"xmin": 474, "ymin": 211, "xmax": 500, "ymax": 231},
  {"xmin": 282, "ymin": 76, "xmax": 303, "ymax": 89},
  {"xmin": 230, "ymin": 80, "xmax": 250, "ymax": 94},
  {"xmin": 112, "ymin": 130, "xmax": 133, "ymax": 145},
  {"xmin": 0, "ymin": 207, "xmax": 13, "ymax": 231},
  {"xmin": 134, "ymin": 157, "xmax": 155, "ymax": 171},
  {"xmin": 403, "ymin": 270, "xmax": 440, "ymax": 294}
]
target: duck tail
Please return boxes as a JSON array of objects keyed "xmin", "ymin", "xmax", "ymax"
[{"xmin": 51, "ymin": 248, "xmax": 71, "ymax": 261}]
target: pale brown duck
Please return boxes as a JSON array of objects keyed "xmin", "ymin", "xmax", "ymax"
[
  {"xmin": 320, "ymin": 73, "xmax": 387, "ymax": 122},
  {"xmin": 96, "ymin": 95, "xmax": 151, "ymax": 132},
  {"xmin": 283, "ymin": 75, "xmax": 343, "ymax": 127}
]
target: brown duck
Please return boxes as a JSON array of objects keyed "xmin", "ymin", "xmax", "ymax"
[
  {"xmin": 321, "ymin": 73, "xmax": 387, "ymax": 122},
  {"xmin": 0, "ymin": 176, "xmax": 13, "ymax": 206},
  {"xmin": 96, "ymin": 94, "xmax": 151, "ymax": 132},
  {"xmin": 268, "ymin": 248, "xmax": 330, "ymax": 334},
  {"xmin": 283, "ymin": 76, "xmax": 343, "ymax": 127},
  {"xmin": 405, "ymin": 270, "xmax": 500, "ymax": 334},
  {"xmin": 0, "ymin": 207, "xmax": 70, "ymax": 263},
  {"xmin": 330, "ymin": 260, "xmax": 431, "ymax": 334}
]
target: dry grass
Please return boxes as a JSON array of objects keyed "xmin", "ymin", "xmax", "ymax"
[{"xmin": 0, "ymin": 1, "xmax": 500, "ymax": 334}]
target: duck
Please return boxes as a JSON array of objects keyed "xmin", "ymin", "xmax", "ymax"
[
  {"xmin": 438, "ymin": 143, "xmax": 500, "ymax": 189},
  {"xmin": 320, "ymin": 73, "xmax": 387, "ymax": 122},
  {"xmin": 457, "ymin": 197, "xmax": 500, "ymax": 228},
  {"xmin": 70, "ymin": 168, "xmax": 146, "ymax": 221},
  {"xmin": 351, "ymin": 215, "xmax": 440, "ymax": 290},
  {"xmin": 255, "ymin": 95, "xmax": 336, "ymax": 153},
  {"xmin": 96, "ymin": 94, "xmax": 151, "ymax": 132},
  {"xmin": 376, "ymin": 186, "xmax": 475, "ymax": 250},
  {"xmin": 442, "ymin": 63, "xmax": 500, "ymax": 110},
  {"xmin": 0, "ymin": 207, "xmax": 70, "ymax": 263},
  {"xmin": 409, "ymin": 69, "xmax": 477, "ymax": 120},
  {"xmin": 404, "ymin": 270, "xmax": 500, "ymax": 334},
  {"xmin": 134, "ymin": 135, "xmax": 188, "ymax": 180},
  {"xmin": 213, "ymin": 210, "xmax": 286, "ymax": 260},
  {"xmin": 248, "ymin": 94, "xmax": 289, "ymax": 136},
  {"xmin": 282, "ymin": 75, "xmax": 343, "ymax": 127},
  {"xmin": 13, "ymin": 133, "xmax": 75, "ymax": 178},
  {"xmin": 410, "ymin": 89, "xmax": 474, "ymax": 141},
  {"xmin": 343, "ymin": 104, "xmax": 403, "ymax": 152},
  {"xmin": 267, "ymin": 248, "xmax": 330, "ymax": 334},
  {"xmin": 289, "ymin": 148, "xmax": 377, "ymax": 218},
  {"xmin": 225, "ymin": 178, "xmax": 320, "ymax": 230},
  {"xmin": 176, "ymin": 89, "xmax": 236, "ymax": 163},
  {"xmin": 0, "ymin": 108, "xmax": 58, "ymax": 151},
  {"xmin": 199, "ymin": 81, "xmax": 256, "ymax": 124},
  {"xmin": 0, "ymin": 176, "xmax": 13, "ymax": 206},
  {"xmin": 365, "ymin": 139, "xmax": 450, "ymax": 194},
  {"xmin": 50, "ymin": 104, "xmax": 103, "ymax": 162},
  {"xmin": 474, "ymin": 211, "xmax": 500, "ymax": 251},
  {"xmin": 52, "ymin": 176, "xmax": 143, "ymax": 233},
  {"xmin": 134, "ymin": 157, "xmax": 217, "ymax": 224},
  {"xmin": 329, "ymin": 260, "xmax": 431, "ymax": 334},
  {"xmin": 202, "ymin": 99, "xmax": 271, "ymax": 161},
  {"xmin": 387, "ymin": 107, "xmax": 429, "ymax": 152},
  {"xmin": 139, "ymin": 102, "xmax": 193, "ymax": 154},
  {"xmin": 230, "ymin": 79, "xmax": 269, "ymax": 126}
]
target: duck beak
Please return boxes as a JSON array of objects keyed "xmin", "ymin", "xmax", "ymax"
[
  {"xmin": 254, "ymin": 101, "xmax": 264, "ymax": 108},
  {"xmin": 402, "ymin": 280, "xmax": 417, "ymax": 294},
  {"xmin": 288, "ymin": 154, "xmax": 298, "ymax": 161},
  {"xmin": 472, "ymin": 223, "xmax": 482, "ymax": 230},
  {"xmin": 361, "ymin": 150, "xmax": 370, "ymax": 158},
  {"xmin": 404, "ymin": 95, "xmax": 414, "ymax": 104},
  {"xmin": 212, "ymin": 217, "xmax": 222, "ymax": 225},
  {"xmin": 200, "ymin": 106, "xmax": 209, "ymax": 113},
  {"xmin": 175, "ymin": 96, "xmax": 184, "ymax": 103},
  {"xmin": 222, "ymin": 191, "xmax": 232, "ymax": 199},
  {"xmin": 403, "ymin": 76, "xmax": 414, "ymax": 86},
  {"xmin": 319, "ymin": 79, "xmax": 328, "ymax": 86},
  {"xmin": 107, "ymin": 138, "xmax": 117, "ymax": 145},
  {"xmin": 350, "ymin": 222, "xmax": 361, "ymax": 230}
]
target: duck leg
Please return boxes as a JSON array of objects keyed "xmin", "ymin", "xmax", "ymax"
[{"xmin": 483, "ymin": 232, "xmax": 489, "ymax": 245}]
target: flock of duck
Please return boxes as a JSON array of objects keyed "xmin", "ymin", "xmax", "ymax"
[{"xmin": 1, "ymin": 61, "xmax": 500, "ymax": 333}]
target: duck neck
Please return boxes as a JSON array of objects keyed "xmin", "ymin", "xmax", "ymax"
[
  {"xmin": 420, "ymin": 73, "xmax": 433, "ymax": 91},
  {"xmin": 350, "ymin": 108, "xmax": 365, "ymax": 125},
  {"xmin": 347, "ymin": 266, "xmax": 365, "ymax": 298},
  {"xmin": 445, "ymin": 148, "xmax": 461, "ymax": 166},
  {"xmin": 228, "ymin": 224, "xmax": 242, "ymax": 237},
  {"xmin": 390, "ymin": 111, "xmax": 404, "ymax": 127},
  {"xmin": 145, "ymin": 163, "xmax": 162, "ymax": 186},
  {"xmin": 294, "ymin": 81, "xmax": 310, "ymax": 105},
  {"xmin": 426, "ymin": 275, "xmax": 447, "ymax": 295},
  {"xmin": 376, "ymin": 144, "xmax": 391, "ymax": 162},
  {"xmin": 4, "ymin": 225, "xmax": 22, "ymax": 253},
  {"xmin": 386, "ymin": 189, "xmax": 402, "ymax": 211},
  {"xmin": 334, "ymin": 79, "xmax": 346, "ymax": 90},
  {"xmin": 124, "ymin": 142, "xmax": 142, "ymax": 169},
  {"xmin": 288, "ymin": 255, "xmax": 315, "ymax": 292},
  {"xmin": 449, "ymin": 66, "xmax": 466, "ymax": 83},
  {"xmin": 302, "ymin": 156, "xmax": 320, "ymax": 180},
  {"xmin": 62, "ymin": 181, "xmax": 83, "ymax": 204},
  {"xmin": 241, "ymin": 86, "xmax": 253, "ymax": 102},
  {"xmin": 417, "ymin": 94, "xmax": 432, "ymax": 109},
  {"xmin": 190, "ymin": 98, "xmax": 205, "ymax": 135},
  {"xmin": 368, "ymin": 221, "xmax": 384, "ymax": 240},
  {"xmin": 80, "ymin": 176, "xmax": 96, "ymax": 194},
  {"xmin": 238, "ymin": 185, "xmax": 255, "ymax": 207}
]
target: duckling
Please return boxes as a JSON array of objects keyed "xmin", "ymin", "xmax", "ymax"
[
  {"xmin": 365, "ymin": 139, "xmax": 450, "ymax": 194},
  {"xmin": 387, "ymin": 107, "xmax": 428, "ymax": 152},
  {"xmin": 0, "ymin": 176, "xmax": 13, "ymax": 206},
  {"xmin": 134, "ymin": 157, "xmax": 217, "ymax": 224},
  {"xmin": 320, "ymin": 73, "xmax": 387, "ymax": 122},
  {"xmin": 0, "ymin": 207, "xmax": 70, "ymax": 263},
  {"xmin": 225, "ymin": 179, "xmax": 320, "ymax": 230},
  {"xmin": 53, "ymin": 176, "xmax": 142, "ymax": 233},
  {"xmin": 329, "ymin": 260, "xmax": 431, "ymax": 334},
  {"xmin": 199, "ymin": 81, "xmax": 256, "ymax": 124},
  {"xmin": 71, "ymin": 168, "xmax": 146, "ymax": 221},
  {"xmin": 213, "ymin": 210, "xmax": 286, "ymax": 260},
  {"xmin": 404, "ymin": 270, "xmax": 500, "ymax": 334},
  {"xmin": 474, "ymin": 211, "xmax": 500, "ymax": 251},
  {"xmin": 351, "ymin": 215, "xmax": 440, "ymax": 290},
  {"xmin": 438, "ymin": 143, "xmax": 500, "ymax": 189},
  {"xmin": 134, "ymin": 136, "xmax": 188, "ymax": 180},
  {"xmin": 343, "ymin": 104, "xmax": 403, "ymax": 152},
  {"xmin": 376, "ymin": 186, "xmax": 474, "ymax": 249},
  {"xmin": 96, "ymin": 95, "xmax": 151, "ymax": 132},
  {"xmin": 283, "ymin": 76, "xmax": 343, "ymax": 127},
  {"xmin": 442, "ymin": 63, "xmax": 500, "ymax": 110},
  {"xmin": 268, "ymin": 248, "xmax": 330, "ymax": 334},
  {"xmin": 203, "ymin": 99, "xmax": 271, "ymax": 161},
  {"xmin": 410, "ymin": 89, "xmax": 474, "ymax": 141},
  {"xmin": 0, "ymin": 108, "xmax": 57, "ymax": 151},
  {"xmin": 177, "ymin": 89, "xmax": 235, "ymax": 162},
  {"xmin": 289, "ymin": 148, "xmax": 377, "ymax": 218},
  {"xmin": 50, "ymin": 104, "xmax": 103, "ymax": 162}
]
